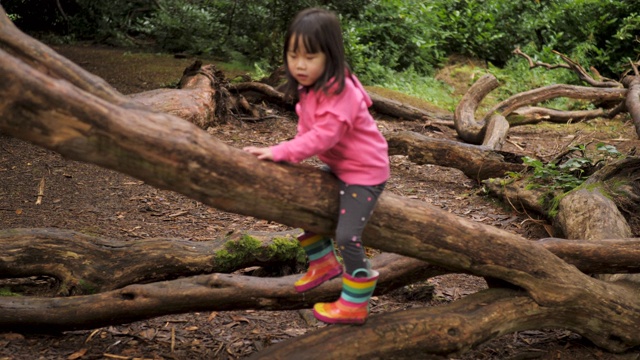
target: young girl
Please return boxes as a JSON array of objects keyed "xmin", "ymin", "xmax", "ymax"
[{"xmin": 243, "ymin": 7, "xmax": 389, "ymax": 325}]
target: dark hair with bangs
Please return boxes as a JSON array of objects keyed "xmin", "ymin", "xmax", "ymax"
[{"xmin": 282, "ymin": 8, "xmax": 348, "ymax": 99}]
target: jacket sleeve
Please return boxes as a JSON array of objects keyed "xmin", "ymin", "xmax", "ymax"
[{"xmin": 270, "ymin": 112, "xmax": 349, "ymax": 163}]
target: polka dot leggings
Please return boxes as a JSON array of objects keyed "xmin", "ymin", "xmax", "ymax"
[{"xmin": 336, "ymin": 180, "xmax": 385, "ymax": 276}]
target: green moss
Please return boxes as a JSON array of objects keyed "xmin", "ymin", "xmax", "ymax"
[
  {"xmin": 546, "ymin": 180, "xmax": 623, "ymax": 218},
  {"xmin": 269, "ymin": 237, "xmax": 306, "ymax": 264},
  {"xmin": 78, "ymin": 279, "xmax": 99, "ymax": 295},
  {"xmin": 0, "ymin": 287, "xmax": 20, "ymax": 297},
  {"xmin": 214, "ymin": 234, "xmax": 304, "ymax": 272},
  {"xmin": 546, "ymin": 192, "xmax": 566, "ymax": 218}
]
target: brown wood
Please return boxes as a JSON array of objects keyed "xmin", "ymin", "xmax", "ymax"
[
  {"xmin": 129, "ymin": 62, "xmax": 220, "ymax": 128},
  {"xmin": 0, "ymin": 252, "xmax": 446, "ymax": 333},
  {"xmin": 506, "ymin": 104, "xmax": 625, "ymax": 126},
  {"xmin": 2, "ymin": 226, "xmax": 639, "ymax": 302},
  {"xmin": 369, "ymin": 92, "xmax": 453, "ymax": 122},
  {"xmin": 481, "ymin": 113, "xmax": 509, "ymax": 150},
  {"xmin": 251, "ymin": 287, "xmax": 637, "ymax": 359},
  {"xmin": 454, "ymin": 73, "xmax": 500, "ymax": 144},
  {"xmin": 539, "ymin": 238, "xmax": 640, "ymax": 274},
  {"xmin": 483, "ymin": 175, "xmax": 554, "ymax": 215},
  {"xmin": 623, "ymin": 75, "xmax": 640, "ymax": 138},
  {"xmin": 387, "ymin": 131, "xmax": 525, "ymax": 181},
  {"xmin": 482, "ymin": 84, "xmax": 627, "ymax": 123},
  {"xmin": 0, "ymin": 228, "xmax": 304, "ymax": 295}
]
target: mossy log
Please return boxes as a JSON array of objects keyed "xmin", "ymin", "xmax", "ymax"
[
  {"xmin": 0, "ymin": 252, "xmax": 447, "ymax": 333},
  {"xmin": 0, "ymin": 228, "xmax": 304, "ymax": 295}
]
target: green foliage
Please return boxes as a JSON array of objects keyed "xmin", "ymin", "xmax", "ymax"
[
  {"xmin": 130, "ymin": 1, "xmax": 369, "ymax": 63},
  {"xmin": 377, "ymin": 68, "xmax": 458, "ymax": 111},
  {"xmin": 343, "ymin": 0, "xmax": 446, "ymax": 82},
  {"xmin": 432, "ymin": 0, "xmax": 552, "ymax": 67},
  {"xmin": 67, "ymin": 0, "xmax": 156, "ymax": 45},
  {"xmin": 8, "ymin": 0, "xmax": 639, "ymax": 98},
  {"xmin": 521, "ymin": 143, "xmax": 623, "ymax": 193},
  {"xmin": 134, "ymin": 0, "xmax": 228, "ymax": 55},
  {"xmin": 543, "ymin": 0, "xmax": 640, "ymax": 75}
]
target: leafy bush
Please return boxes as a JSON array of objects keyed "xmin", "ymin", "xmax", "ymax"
[
  {"xmin": 7, "ymin": 0, "xmax": 638, "ymax": 88},
  {"xmin": 134, "ymin": 0, "xmax": 227, "ymax": 56},
  {"xmin": 343, "ymin": 0, "xmax": 446, "ymax": 82},
  {"xmin": 521, "ymin": 143, "xmax": 623, "ymax": 193},
  {"xmin": 426, "ymin": 0, "xmax": 640, "ymax": 76}
]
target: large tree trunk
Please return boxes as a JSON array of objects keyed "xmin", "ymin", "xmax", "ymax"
[{"xmin": 2, "ymin": 6, "xmax": 640, "ymax": 358}]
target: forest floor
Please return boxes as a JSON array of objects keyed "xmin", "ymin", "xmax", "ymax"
[{"xmin": 1, "ymin": 44, "xmax": 640, "ymax": 360}]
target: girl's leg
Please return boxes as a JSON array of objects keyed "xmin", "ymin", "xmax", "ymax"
[
  {"xmin": 312, "ymin": 181, "xmax": 385, "ymax": 325},
  {"xmin": 334, "ymin": 182, "xmax": 385, "ymax": 276}
]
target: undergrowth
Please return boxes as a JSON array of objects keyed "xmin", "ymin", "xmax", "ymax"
[{"xmin": 506, "ymin": 143, "xmax": 624, "ymax": 216}]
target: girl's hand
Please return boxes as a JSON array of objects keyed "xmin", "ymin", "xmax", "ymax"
[{"xmin": 243, "ymin": 146, "xmax": 274, "ymax": 161}]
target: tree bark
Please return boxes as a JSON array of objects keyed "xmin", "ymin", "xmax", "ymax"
[
  {"xmin": 557, "ymin": 157, "xmax": 640, "ymax": 283},
  {"xmin": 129, "ymin": 62, "xmax": 220, "ymax": 128},
  {"xmin": 3, "ymin": 226, "xmax": 640, "ymax": 302},
  {"xmin": 482, "ymin": 84, "xmax": 627, "ymax": 124},
  {"xmin": 0, "ymin": 228, "xmax": 305, "ymax": 295},
  {"xmin": 0, "ymin": 252, "xmax": 447, "ymax": 333},
  {"xmin": 454, "ymin": 73, "xmax": 499, "ymax": 144},
  {"xmin": 250, "ymin": 287, "xmax": 636, "ymax": 359},
  {"xmin": 623, "ymin": 75, "xmax": 640, "ymax": 137},
  {"xmin": 369, "ymin": 92, "xmax": 453, "ymax": 122},
  {"xmin": 387, "ymin": 131, "xmax": 525, "ymax": 181},
  {"xmin": 481, "ymin": 113, "xmax": 509, "ymax": 150},
  {"xmin": 506, "ymin": 103, "xmax": 625, "ymax": 126}
]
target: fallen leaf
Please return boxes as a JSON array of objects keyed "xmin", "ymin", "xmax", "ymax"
[
  {"xmin": 207, "ymin": 312, "xmax": 218, "ymax": 322},
  {"xmin": 230, "ymin": 315, "xmax": 250, "ymax": 323},
  {"xmin": 67, "ymin": 348, "xmax": 88, "ymax": 360},
  {"xmin": 0, "ymin": 333, "xmax": 24, "ymax": 341},
  {"xmin": 138, "ymin": 328, "xmax": 157, "ymax": 340}
]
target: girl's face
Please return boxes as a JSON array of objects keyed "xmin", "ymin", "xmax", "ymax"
[{"xmin": 287, "ymin": 35, "xmax": 326, "ymax": 87}]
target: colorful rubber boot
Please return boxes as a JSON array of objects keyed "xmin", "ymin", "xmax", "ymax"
[
  {"xmin": 313, "ymin": 268, "xmax": 379, "ymax": 324},
  {"xmin": 294, "ymin": 232, "xmax": 343, "ymax": 293}
]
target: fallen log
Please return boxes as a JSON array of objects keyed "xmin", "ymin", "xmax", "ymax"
[
  {"xmin": 0, "ymin": 252, "xmax": 446, "ymax": 333},
  {"xmin": 506, "ymin": 103, "xmax": 626, "ymax": 126},
  {"xmin": 454, "ymin": 73, "xmax": 500, "ymax": 144},
  {"xmin": 129, "ymin": 61, "xmax": 221, "ymax": 128},
  {"xmin": 0, "ymin": 228, "xmax": 304, "ymax": 295},
  {"xmin": 622, "ymin": 74, "xmax": 640, "ymax": 138},
  {"xmin": 387, "ymin": 131, "xmax": 525, "ymax": 181},
  {"xmin": 482, "ymin": 84, "xmax": 627, "ymax": 123},
  {"xmin": 251, "ymin": 287, "xmax": 635, "ymax": 359}
]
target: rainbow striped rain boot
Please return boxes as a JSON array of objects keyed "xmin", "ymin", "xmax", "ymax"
[
  {"xmin": 294, "ymin": 232, "xmax": 343, "ymax": 293},
  {"xmin": 313, "ymin": 268, "xmax": 379, "ymax": 324}
]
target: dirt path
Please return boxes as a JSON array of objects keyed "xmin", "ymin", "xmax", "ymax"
[{"xmin": 0, "ymin": 44, "xmax": 638, "ymax": 360}]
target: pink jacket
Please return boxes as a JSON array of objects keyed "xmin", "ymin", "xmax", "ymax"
[{"xmin": 271, "ymin": 75, "xmax": 389, "ymax": 185}]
